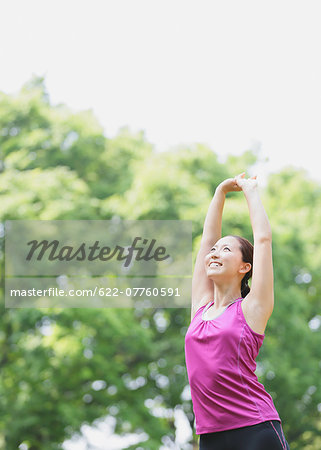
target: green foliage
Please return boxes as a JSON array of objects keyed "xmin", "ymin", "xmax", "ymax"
[
  {"xmin": 0, "ymin": 76, "xmax": 320, "ymax": 449},
  {"xmin": 0, "ymin": 76, "xmax": 153, "ymax": 200},
  {"xmin": 0, "ymin": 167, "xmax": 99, "ymax": 220}
]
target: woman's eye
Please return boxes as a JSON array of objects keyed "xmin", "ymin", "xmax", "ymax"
[{"xmin": 224, "ymin": 247, "xmax": 230, "ymax": 251}]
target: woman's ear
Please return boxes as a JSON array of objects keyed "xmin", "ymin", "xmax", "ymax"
[{"xmin": 240, "ymin": 262, "xmax": 251, "ymax": 274}]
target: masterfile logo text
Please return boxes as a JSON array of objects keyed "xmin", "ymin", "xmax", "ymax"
[{"xmin": 5, "ymin": 219, "xmax": 192, "ymax": 309}]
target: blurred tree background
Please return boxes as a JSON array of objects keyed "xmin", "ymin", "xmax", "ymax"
[{"xmin": 0, "ymin": 76, "xmax": 320, "ymax": 450}]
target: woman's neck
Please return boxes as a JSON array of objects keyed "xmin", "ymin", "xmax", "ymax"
[{"xmin": 213, "ymin": 283, "xmax": 242, "ymax": 309}]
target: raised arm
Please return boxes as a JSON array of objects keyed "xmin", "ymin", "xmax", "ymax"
[
  {"xmin": 235, "ymin": 173, "xmax": 274, "ymax": 323},
  {"xmin": 191, "ymin": 176, "xmax": 242, "ymax": 320}
]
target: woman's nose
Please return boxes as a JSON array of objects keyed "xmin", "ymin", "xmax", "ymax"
[{"xmin": 209, "ymin": 249, "xmax": 219, "ymax": 259}]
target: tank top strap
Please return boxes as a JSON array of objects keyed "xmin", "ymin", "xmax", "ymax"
[{"xmin": 203, "ymin": 300, "xmax": 214, "ymax": 315}]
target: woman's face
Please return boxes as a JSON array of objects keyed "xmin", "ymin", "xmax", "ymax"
[{"xmin": 204, "ymin": 236, "xmax": 250, "ymax": 280}]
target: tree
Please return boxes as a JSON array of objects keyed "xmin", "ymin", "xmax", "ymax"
[{"xmin": 0, "ymin": 76, "xmax": 153, "ymax": 200}]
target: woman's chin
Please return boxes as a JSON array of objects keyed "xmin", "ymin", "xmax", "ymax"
[
  {"xmin": 207, "ymin": 269, "xmax": 230, "ymax": 281},
  {"xmin": 207, "ymin": 272, "xmax": 222, "ymax": 281}
]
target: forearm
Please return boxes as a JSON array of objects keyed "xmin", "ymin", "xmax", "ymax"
[
  {"xmin": 243, "ymin": 188, "xmax": 272, "ymax": 241},
  {"xmin": 201, "ymin": 185, "xmax": 226, "ymax": 244}
]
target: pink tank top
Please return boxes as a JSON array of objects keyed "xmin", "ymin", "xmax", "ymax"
[{"xmin": 184, "ymin": 297, "xmax": 281, "ymax": 434}]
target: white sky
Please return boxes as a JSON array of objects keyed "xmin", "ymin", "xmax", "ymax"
[{"xmin": 1, "ymin": 0, "xmax": 321, "ymax": 184}]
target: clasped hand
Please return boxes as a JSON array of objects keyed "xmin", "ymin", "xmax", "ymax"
[{"xmin": 219, "ymin": 172, "xmax": 258, "ymax": 194}]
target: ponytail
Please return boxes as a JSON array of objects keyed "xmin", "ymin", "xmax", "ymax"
[
  {"xmin": 230, "ymin": 235, "xmax": 253, "ymax": 299},
  {"xmin": 241, "ymin": 275, "xmax": 251, "ymax": 298}
]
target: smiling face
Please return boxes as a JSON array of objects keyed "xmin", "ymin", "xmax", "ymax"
[{"xmin": 204, "ymin": 236, "xmax": 251, "ymax": 282}]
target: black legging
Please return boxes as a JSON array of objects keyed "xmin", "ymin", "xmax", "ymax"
[{"xmin": 199, "ymin": 420, "xmax": 290, "ymax": 450}]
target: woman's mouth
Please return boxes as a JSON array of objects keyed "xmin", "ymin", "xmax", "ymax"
[{"xmin": 209, "ymin": 261, "xmax": 222, "ymax": 267}]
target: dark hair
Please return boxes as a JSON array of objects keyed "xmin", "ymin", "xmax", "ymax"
[{"xmin": 230, "ymin": 235, "xmax": 253, "ymax": 298}]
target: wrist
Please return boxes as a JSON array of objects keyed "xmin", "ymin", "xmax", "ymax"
[
  {"xmin": 216, "ymin": 183, "xmax": 227, "ymax": 195},
  {"xmin": 242, "ymin": 185, "xmax": 259, "ymax": 197}
]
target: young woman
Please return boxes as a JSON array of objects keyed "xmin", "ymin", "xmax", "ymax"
[{"xmin": 184, "ymin": 173, "xmax": 290, "ymax": 450}]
